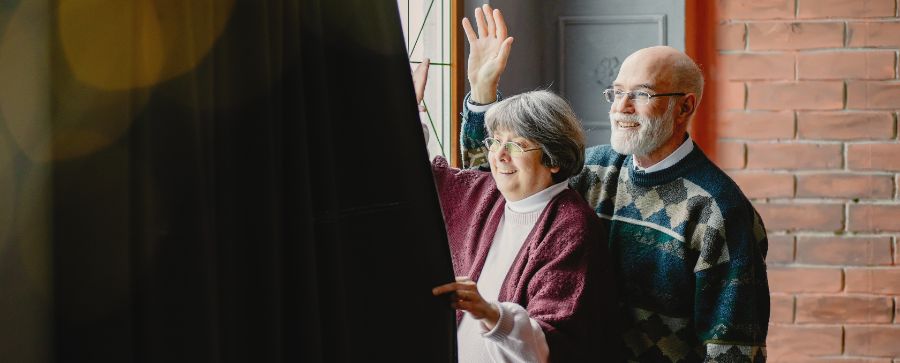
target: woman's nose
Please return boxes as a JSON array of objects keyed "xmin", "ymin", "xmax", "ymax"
[{"xmin": 494, "ymin": 145, "xmax": 511, "ymax": 161}]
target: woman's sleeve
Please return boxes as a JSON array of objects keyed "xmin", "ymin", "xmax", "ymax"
[{"xmin": 478, "ymin": 302, "xmax": 550, "ymax": 363}]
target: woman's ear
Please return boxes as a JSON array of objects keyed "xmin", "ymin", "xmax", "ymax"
[{"xmin": 550, "ymin": 166, "xmax": 560, "ymax": 174}]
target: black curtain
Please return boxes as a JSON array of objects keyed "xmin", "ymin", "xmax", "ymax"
[{"xmin": 0, "ymin": 0, "xmax": 457, "ymax": 362}]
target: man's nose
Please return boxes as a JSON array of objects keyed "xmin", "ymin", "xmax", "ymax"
[{"xmin": 610, "ymin": 95, "xmax": 635, "ymax": 114}]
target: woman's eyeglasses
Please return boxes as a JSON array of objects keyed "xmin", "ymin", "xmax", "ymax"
[{"xmin": 483, "ymin": 138, "xmax": 542, "ymax": 156}]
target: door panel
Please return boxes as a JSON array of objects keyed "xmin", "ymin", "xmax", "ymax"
[
  {"xmin": 544, "ymin": 0, "xmax": 685, "ymax": 147},
  {"xmin": 466, "ymin": 0, "xmax": 685, "ymax": 147}
]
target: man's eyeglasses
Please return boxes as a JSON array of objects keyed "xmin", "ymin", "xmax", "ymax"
[
  {"xmin": 483, "ymin": 138, "xmax": 542, "ymax": 156},
  {"xmin": 603, "ymin": 88, "xmax": 685, "ymax": 105}
]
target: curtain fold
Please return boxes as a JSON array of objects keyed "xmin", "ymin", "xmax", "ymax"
[{"xmin": 0, "ymin": 0, "xmax": 457, "ymax": 361}]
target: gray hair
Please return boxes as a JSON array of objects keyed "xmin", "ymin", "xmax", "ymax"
[
  {"xmin": 672, "ymin": 56, "xmax": 704, "ymax": 113},
  {"xmin": 485, "ymin": 90, "xmax": 585, "ymax": 183}
]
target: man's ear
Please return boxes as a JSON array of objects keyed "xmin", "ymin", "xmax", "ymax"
[{"xmin": 678, "ymin": 93, "xmax": 697, "ymax": 122}]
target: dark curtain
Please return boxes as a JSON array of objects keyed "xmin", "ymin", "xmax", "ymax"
[{"xmin": 0, "ymin": 0, "xmax": 456, "ymax": 362}]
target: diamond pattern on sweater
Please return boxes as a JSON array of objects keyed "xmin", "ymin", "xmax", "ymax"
[
  {"xmin": 706, "ymin": 344, "xmax": 766, "ymax": 363},
  {"xmin": 622, "ymin": 307, "xmax": 705, "ymax": 363},
  {"xmin": 578, "ymin": 164, "xmax": 620, "ymax": 216}
]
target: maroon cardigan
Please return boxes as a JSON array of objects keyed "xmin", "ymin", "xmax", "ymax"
[{"xmin": 431, "ymin": 157, "xmax": 617, "ymax": 362}]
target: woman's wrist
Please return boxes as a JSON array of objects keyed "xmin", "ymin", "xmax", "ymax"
[
  {"xmin": 470, "ymin": 84, "xmax": 499, "ymax": 105},
  {"xmin": 480, "ymin": 302, "xmax": 501, "ymax": 330}
]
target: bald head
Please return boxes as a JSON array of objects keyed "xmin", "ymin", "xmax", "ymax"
[{"xmin": 617, "ymin": 46, "xmax": 704, "ymax": 110}]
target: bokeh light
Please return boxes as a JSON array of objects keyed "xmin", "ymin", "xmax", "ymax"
[
  {"xmin": 0, "ymin": 129, "xmax": 15, "ymax": 259},
  {"xmin": 58, "ymin": 0, "xmax": 235, "ymax": 90}
]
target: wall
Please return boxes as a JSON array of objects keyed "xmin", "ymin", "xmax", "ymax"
[{"xmin": 714, "ymin": 0, "xmax": 900, "ymax": 361}]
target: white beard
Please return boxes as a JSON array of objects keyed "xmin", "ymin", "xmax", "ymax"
[{"xmin": 608, "ymin": 103, "xmax": 675, "ymax": 157}]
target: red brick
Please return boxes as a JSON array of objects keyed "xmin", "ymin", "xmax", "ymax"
[
  {"xmin": 846, "ymin": 268, "xmax": 900, "ymax": 294},
  {"xmin": 798, "ymin": 0, "xmax": 896, "ymax": 18},
  {"xmin": 719, "ymin": 81, "xmax": 746, "ymax": 110},
  {"xmin": 730, "ymin": 171, "xmax": 794, "ymax": 198},
  {"xmin": 771, "ymin": 294, "xmax": 794, "ymax": 323},
  {"xmin": 797, "ymin": 51, "xmax": 896, "ymax": 80},
  {"xmin": 847, "ymin": 81, "xmax": 900, "ymax": 109},
  {"xmin": 896, "ymin": 174, "xmax": 900, "ymax": 199},
  {"xmin": 719, "ymin": 0, "xmax": 795, "ymax": 20},
  {"xmin": 769, "ymin": 267, "xmax": 843, "ymax": 292},
  {"xmin": 767, "ymin": 234, "xmax": 796, "ymax": 263},
  {"xmin": 797, "ymin": 236, "xmax": 894, "ymax": 265},
  {"xmin": 771, "ymin": 357, "xmax": 893, "ymax": 363},
  {"xmin": 796, "ymin": 174, "xmax": 894, "ymax": 199},
  {"xmin": 746, "ymin": 143, "xmax": 842, "ymax": 170},
  {"xmin": 747, "ymin": 82, "xmax": 844, "ymax": 110},
  {"xmin": 849, "ymin": 22, "xmax": 900, "ymax": 48},
  {"xmin": 717, "ymin": 23, "xmax": 746, "ymax": 50},
  {"xmin": 756, "ymin": 203, "xmax": 844, "ymax": 231},
  {"xmin": 721, "ymin": 53, "xmax": 795, "ymax": 81},
  {"xmin": 715, "ymin": 141, "xmax": 745, "ymax": 169},
  {"xmin": 719, "ymin": 111, "xmax": 795, "ymax": 140},
  {"xmin": 748, "ymin": 22, "xmax": 845, "ymax": 50},
  {"xmin": 766, "ymin": 325, "xmax": 843, "ymax": 358},
  {"xmin": 845, "ymin": 326, "xmax": 900, "ymax": 356},
  {"xmin": 797, "ymin": 112, "xmax": 895, "ymax": 140},
  {"xmin": 849, "ymin": 204, "xmax": 900, "ymax": 232},
  {"xmin": 848, "ymin": 144, "xmax": 900, "ymax": 171},
  {"xmin": 796, "ymin": 294, "xmax": 893, "ymax": 323}
]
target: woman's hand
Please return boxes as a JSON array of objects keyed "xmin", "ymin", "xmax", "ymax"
[
  {"xmin": 462, "ymin": 4, "xmax": 513, "ymax": 104},
  {"xmin": 413, "ymin": 58, "xmax": 430, "ymax": 111},
  {"xmin": 432, "ymin": 276, "xmax": 501, "ymax": 329}
]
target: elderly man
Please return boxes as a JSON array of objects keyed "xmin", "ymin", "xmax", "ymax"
[{"xmin": 459, "ymin": 5, "xmax": 770, "ymax": 362}]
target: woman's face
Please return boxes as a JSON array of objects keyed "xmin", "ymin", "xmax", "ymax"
[{"xmin": 487, "ymin": 129, "xmax": 559, "ymax": 202}]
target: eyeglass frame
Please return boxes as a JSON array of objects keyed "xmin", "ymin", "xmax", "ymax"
[
  {"xmin": 602, "ymin": 88, "xmax": 686, "ymax": 105},
  {"xmin": 482, "ymin": 137, "xmax": 543, "ymax": 156}
]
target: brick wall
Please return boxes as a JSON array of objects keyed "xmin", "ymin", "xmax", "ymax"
[{"xmin": 714, "ymin": 0, "xmax": 900, "ymax": 361}]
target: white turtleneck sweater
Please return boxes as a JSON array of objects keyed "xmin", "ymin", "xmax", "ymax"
[{"xmin": 456, "ymin": 180, "xmax": 569, "ymax": 363}]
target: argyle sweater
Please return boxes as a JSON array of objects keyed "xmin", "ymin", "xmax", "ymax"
[{"xmin": 461, "ymin": 102, "xmax": 770, "ymax": 363}]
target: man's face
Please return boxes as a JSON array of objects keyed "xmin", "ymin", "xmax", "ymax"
[{"xmin": 607, "ymin": 52, "xmax": 677, "ymax": 156}]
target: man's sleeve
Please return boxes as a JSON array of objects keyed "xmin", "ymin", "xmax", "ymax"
[
  {"xmin": 460, "ymin": 92, "xmax": 497, "ymax": 168},
  {"xmin": 694, "ymin": 206, "xmax": 770, "ymax": 363}
]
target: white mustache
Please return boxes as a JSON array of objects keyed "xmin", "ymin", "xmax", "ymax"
[{"xmin": 610, "ymin": 113, "xmax": 650, "ymax": 124}]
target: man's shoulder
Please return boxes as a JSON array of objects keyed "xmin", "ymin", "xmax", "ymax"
[
  {"xmin": 584, "ymin": 144, "xmax": 626, "ymax": 167},
  {"xmin": 682, "ymin": 155, "xmax": 751, "ymax": 211}
]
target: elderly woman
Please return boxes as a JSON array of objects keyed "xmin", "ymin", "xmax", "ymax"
[{"xmin": 415, "ymin": 61, "xmax": 614, "ymax": 361}]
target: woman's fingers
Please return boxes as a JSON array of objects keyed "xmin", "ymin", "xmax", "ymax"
[
  {"xmin": 494, "ymin": 9, "xmax": 508, "ymax": 39},
  {"xmin": 474, "ymin": 7, "xmax": 488, "ymax": 38},
  {"xmin": 461, "ymin": 17, "xmax": 477, "ymax": 44},
  {"xmin": 413, "ymin": 58, "xmax": 430, "ymax": 104},
  {"xmin": 482, "ymin": 4, "xmax": 496, "ymax": 37},
  {"xmin": 432, "ymin": 282, "xmax": 474, "ymax": 296}
]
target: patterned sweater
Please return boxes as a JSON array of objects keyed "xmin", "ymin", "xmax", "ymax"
[{"xmin": 461, "ymin": 103, "xmax": 770, "ymax": 363}]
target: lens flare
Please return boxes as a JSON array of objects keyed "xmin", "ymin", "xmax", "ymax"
[{"xmin": 58, "ymin": 0, "xmax": 235, "ymax": 90}]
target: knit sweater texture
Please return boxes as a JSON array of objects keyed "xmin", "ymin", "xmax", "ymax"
[
  {"xmin": 432, "ymin": 156, "xmax": 618, "ymax": 362},
  {"xmin": 461, "ymin": 102, "xmax": 770, "ymax": 363}
]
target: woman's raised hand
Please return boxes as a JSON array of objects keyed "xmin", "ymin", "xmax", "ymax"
[{"xmin": 462, "ymin": 4, "xmax": 513, "ymax": 105}]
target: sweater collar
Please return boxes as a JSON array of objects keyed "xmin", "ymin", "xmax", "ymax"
[
  {"xmin": 506, "ymin": 180, "xmax": 569, "ymax": 214},
  {"xmin": 634, "ymin": 135, "xmax": 694, "ymax": 172},
  {"xmin": 625, "ymin": 137, "xmax": 708, "ymax": 187}
]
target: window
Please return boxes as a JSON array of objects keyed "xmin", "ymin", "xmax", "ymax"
[{"xmin": 397, "ymin": 0, "xmax": 463, "ymax": 165}]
